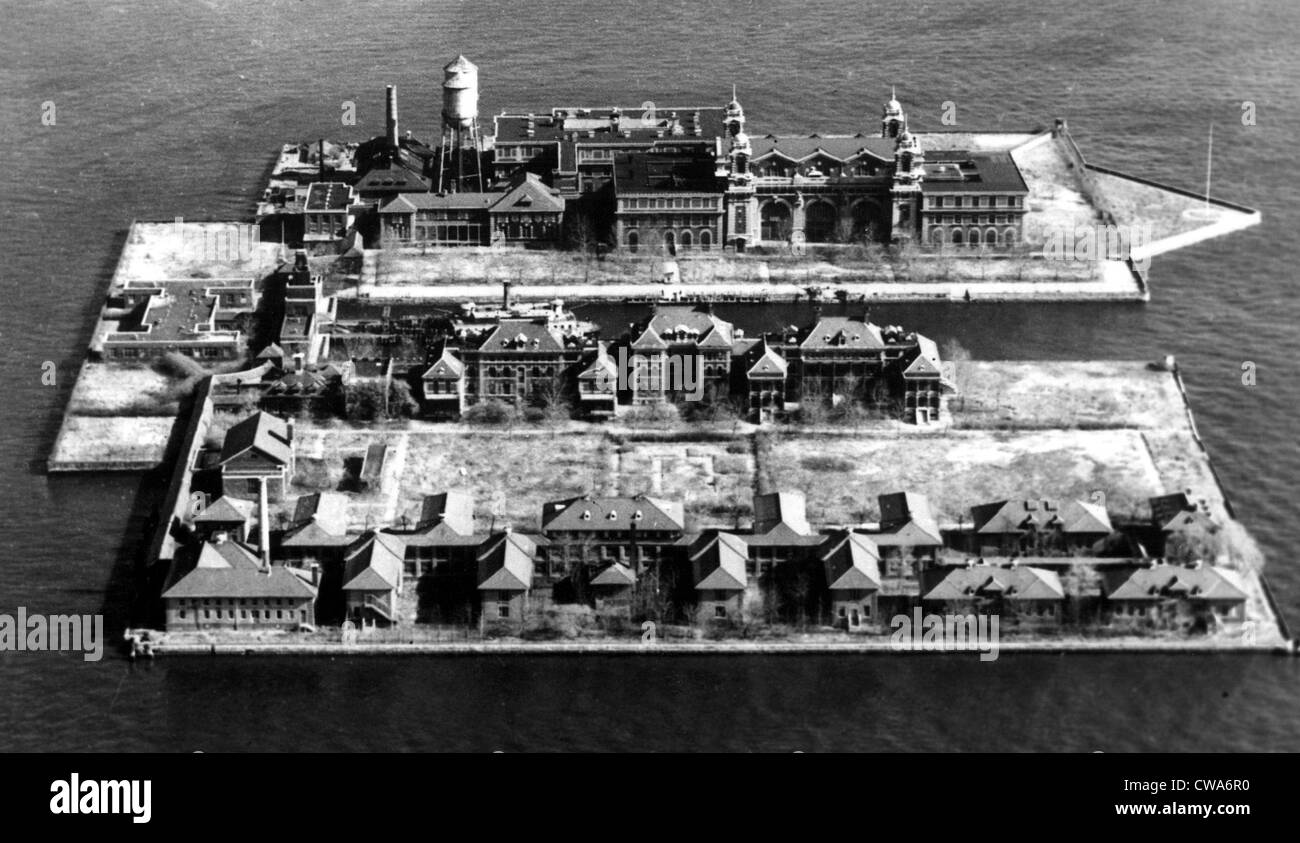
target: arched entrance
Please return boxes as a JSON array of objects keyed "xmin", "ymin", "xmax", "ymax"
[
  {"xmin": 626, "ymin": 230, "xmax": 639, "ymax": 253},
  {"xmin": 850, "ymin": 200, "xmax": 884, "ymax": 242},
  {"xmin": 805, "ymin": 201, "xmax": 837, "ymax": 243},
  {"xmin": 760, "ymin": 202, "xmax": 791, "ymax": 242}
]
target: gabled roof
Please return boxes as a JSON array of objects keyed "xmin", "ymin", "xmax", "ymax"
[
  {"xmin": 356, "ymin": 159, "xmax": 431, "ymax": 194},
  {"xmin": 750, "ymin": 134, "xmax": 896, "ymax": 164},
  {"xmin": 1161, "ymin": 509, "xmax": 1220, "ymax": 535},
  {"xmin": 902, "ymin": 334, "xmax": 946, "ymax": 381},
  {"xmin": 1103, "ymin": 564, "xmax": 1247, "ymax": 602},
  {"xmin": 799, "ymin": 317, "xmax": 884, "ymax": 350},
  {"xmin": 194, "ymin": 495, "xmax": 255, "ymax": 525},
  {"xmin": 631, "ymin": 324, "xmax": 669, "ymax": 350},
  {"xmin": 748, "ymin": 491, "xmax": 820, "ymax": 547},
  {"xmin": 343, "ymin": 532, "xmax": 406, "ymax": 592},
  {"xmin": 488, "ymin": 171, "xmax": 564, "ymax": 214},
  {"xmin": 970, "ymin": 499, "xmax": 1112, "ymax": 536},
  {"xmin": 643, "ymin": 306, "xmax": 734, "ymax": 348},
  {"xmin": 476, "ymin": 532, "xmax": 536, "ymax": 591},
  {"xmin": 475, "ymin": 319, "xmax": 565, "ymax": 352},
  {"xmin": 541, "ymin": 494, "xmax": 685, "ymax": 534},
  {"xmin": 690, "ymin": 531, "xmax": 748, "ymax": 591},
  {"xmin": 873, "ymin": 491, "xmax": 943, "ymax": 547},
  {"xmin": 590, "ymin": 562, "xmax": 637, "ymax": 587},
  {"xmin": 578, "ymin": 344, "xmax": 617, "ymax": 380},
  {"xmin": 281, "ymin": 492, "xmax": 351, "ymax": 547},
  {"xmin": 305, "ymin": 182, "xmax": 353, "ymax": 211},
  {"xmin": 821, "ymin": 531, "xmax": 882, "ymax": 591},
  {"xmin": 219, "ymin": 412, "xmax": 292, "ymax": 467},
  {"xmin": 922, "ymin": 564, "xmax": 1064, "ymax": 602},
  {"xmin": 422, "ymin": 348, "xmax": 465, "ymax": 379},
  {"xmin": 745, "ymin": 340, "xmax": 788, "ymax": 377},
  {"xmin": 379, "ymin": 192, "xmax": 496, "ymax": 213},
  {"xmin": 418, "ymin": 491, "xmax": 474, "ymax": 535},
  {"xmin": 162, "ymin": 540, "xmax": 317, "ymax": 600}
]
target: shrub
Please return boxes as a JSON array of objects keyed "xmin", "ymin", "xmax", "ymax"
[
  {"xmin": 801, "ymin": 455, "xmax": 854, "ymax": 472},
  {"xmin": 462, "ymin": 399, "xmax": 517, "ymax": 425}
]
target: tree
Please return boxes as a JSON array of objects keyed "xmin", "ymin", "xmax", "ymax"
[
  {"xmin": 345, "ymin": 378, "xmax": 417, "ymax": 422},
  {"xmin": 940, "ymin": 337, "xmax": 973, "ymax": 409}
]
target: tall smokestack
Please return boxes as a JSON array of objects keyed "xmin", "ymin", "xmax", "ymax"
[
  {"xmin": 318, "ymin": 138, "xmax": 326, "ymax": 182},
  {"xmin": 386, "ymin": 85, "xmax": 399, "ymax": 149}
]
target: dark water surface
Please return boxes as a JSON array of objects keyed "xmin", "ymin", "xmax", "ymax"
[{"xmin": 1, "ymin": 0, "xmax": 1297, "ymax": 751}]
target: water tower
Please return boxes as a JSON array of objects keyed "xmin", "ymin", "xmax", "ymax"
[{"xmin": 438, "ymin": 54, "xmax": 483, "ymax": 193}]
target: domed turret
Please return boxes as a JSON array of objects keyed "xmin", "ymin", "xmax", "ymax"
[
  {"xmin": 882, "ymin": 87, "xmax": 907, "ymax": 139},
  {"xmin": 725, "ymin": 86, "xmax": 745, "ymax": 137}
]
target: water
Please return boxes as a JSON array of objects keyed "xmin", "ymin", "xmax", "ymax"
[{"xmin": 2, "ymin": 0, "xmax": 1298, "ymax": 752}]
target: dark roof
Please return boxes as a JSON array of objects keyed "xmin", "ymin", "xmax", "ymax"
[
  {"xmin": 422, "ymin": 348, "xmax": 465, "ymax": 379},
  {"xmin": 282, "ymin": 492, "xmax": 351, "ymax": 547},
  {"xmin": 305, "ymin": 182, "xmax": 353, "ymax": 211},
  {"xmin": 970, "ymin": 499, "xmax": 1112, "ymax": 536},
  {"xmin": 922, "ymin": 563, "xmax": 1064, "ymax": 602},
  {"xmin": 590, "ymin": 562, "xmax": 637, "ymax": 587},
  {"xmin": 379, "ymin": 192, "xmax": 497, "ymax": 213},
  {"xmin": 799, "ymin": 317, "xmax": 885, "ymax": 350},
  {"xmin": 821, "ymin": 530, "xmax": 882, "ymax": 591},
  {"xmin": 219, "ymin": 412, "xmax": 292, "ymax": 467},
  {"xmin": 489, "ymin": 172, "xmax": 565, "ymax": 214},
  {"xmin": 418, "ymin": 491, "xmax": 474, "ymax": 535},
  {"xmin": 920, "ymin": 151, "xmax": 1028, "ymax": 194},
  {"xmin": 637, "ymin": 306, "xmax": 734, "ymax": 348},
  {"xmin": 342, "ymin": 532, "xmax": 406, "ymax": 592},
  {"xmin": 690, "ymin": 531, "xmax": 748, "ymax": 590},
  {"xmin": 162, "ymin": 540, "xmax": 317, "ymax": 600},
  {"xmin": 476, "ymin": 532, "xmax": 536, "ymax": 591},
  {"xmin": 542, "ymin": 494, "xmax": 685, "ymax": 534},
  {"xmin": 475, "ymin": 319, "xmax": 565, "ymax": 352},
  {"xmin": 493, "ymin": 105, "xmax": 727, "ymax": 145},
  {"xmin": 1103, "ymin": 563, "xmax": 1247, "ymax": 602},
  {"xmin": 750, "ymin": 134, "xmax": 896, "ymax": 163},
  {"xmin": 613, "ymin": 151, "xmax": 722, "ymax": 195}
]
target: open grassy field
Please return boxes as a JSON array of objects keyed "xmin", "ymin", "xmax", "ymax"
[{"xmin": 273, "ymin": 361, "xmax": 1213, "ymax": 533}]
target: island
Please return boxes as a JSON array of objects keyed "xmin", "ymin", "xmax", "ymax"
[{"xmin": 44, "ymin": 56, "xmax": 1290, "ymax": 656}]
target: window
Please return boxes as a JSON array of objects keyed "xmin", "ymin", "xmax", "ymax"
[
  {"xmin": 837, "ymin": 607, "xmax": 846, "ymax": 618},
  {"xmin": 498, "ymin": 602, "xmax": 511, "ymax": 619},
  {"xmin": 699, "ymin": 230, "xmax": 712, "ymax": 249},
  {"xmin": 714, "ymin": 605, "xmax": 727, "ymax": 619},
  {"xmin": 179, "ymin": 609, "xmax": 187, "ymax": 619}
]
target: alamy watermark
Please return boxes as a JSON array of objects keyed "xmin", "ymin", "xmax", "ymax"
[
  {"xmin": 596, "ymin": 346, "xmax": 706, "ymax": 401},
  {"xmin": 889, "ymin": 610, "xmax": 1000, "ymax": 661},
  {"xmin": 1042, "ymin": 222, "xmax": 1153, "ymax": 272},
  {"xmin": 0, "ymin": 608, "xmax": 104, "ymax": 662}
]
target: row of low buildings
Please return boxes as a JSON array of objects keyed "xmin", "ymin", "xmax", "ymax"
[
  {"xmin": 159, "ymin": 412, "xmax": 1249, "ymax": 636},
  {"xmin": 258, "ymin": 56, "xmax": 1034, "ymax": 254},
  {"xmin": 420, "ymin": 306, "xmax": 953, "ymax": 424}
]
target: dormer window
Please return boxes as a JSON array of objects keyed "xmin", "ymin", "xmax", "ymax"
[
  {"xmin": 581, "ymin": 510, "xmax": 592, "ymax": 520},
  {"xmin": 607, "ymin": 511, "xmax": 618, "ymax": 521},
  {"xmin": 633, "ymin": 510, "xmax": 643, "ymax": 521}
]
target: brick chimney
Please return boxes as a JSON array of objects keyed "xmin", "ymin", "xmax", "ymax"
[{"xmin": 385, "ymin": 85, "xmax": 399, "ymax": 149}]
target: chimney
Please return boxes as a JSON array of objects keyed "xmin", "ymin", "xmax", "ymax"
[
  {"xmin": 385, "ymin": 85, "xmax": 399, "ymax": 149},
  {"xmin": 318, "ymin": 138, "xmax": 326, "ymax": 182},
  {"xmin": 310, "ymin": 563, "xmax": 321, "ymax": 587},
  {"xmin": 258, "ymin": 478, "xmax": 272, "ymax": 571},
  {"xmin": 293, "ymin": 352, "xmax": 304, "ymax": 372},
  {"xmin": 502, "ymin": 279, "xmax": 512, "ymax": 309},
  {"xmin": 286, "ymin": 416, "xmax": 295, "ymax": 444}
]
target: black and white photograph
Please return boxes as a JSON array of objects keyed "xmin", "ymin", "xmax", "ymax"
[{"xmin": 0, "ymin": 0, "xmax": 1293, "ymax": 825}]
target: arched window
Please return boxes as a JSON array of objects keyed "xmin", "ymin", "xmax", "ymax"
[
  {"xmin": 664, "ymin": 231, "xmax": 676, "ymax": 254},
  {"xmin": 930, "ymin": 227, "xmax": 946, "ymax": 246},
  {"xmin": 699, "ymin": 229, "xmax": 712, "ymax": 250},
  {"xmin": 626, "ymin": 230, "xmax": 639, "ymax": 253},
  {"xmin": 805, "ymin": 201, "xmax": 837, "ymax": 243},
  {"xmin": 951, "ymin": 229, "xmax": 963, "ymax": 246},
  {"xmin": 968, "ymin": 228, "xmax": 981, "ymax": 248},
  {"xmin": 760, "ymin": 202, "xmax": 791, "ymax": 242},
  {"xmin": 680, "ymin": 230, "xmax": 693, "ymax": 249},
  {"xmin": 851, "ymin": 200, "xmax": 882, "ymax": 242},
  {"xmin": 1003, "ymin": 227, "xmax": 1017, "ymax": 246},
  {"xmin": 985, "ymin": 228, "xmax": 998, "ymax": 247}
]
